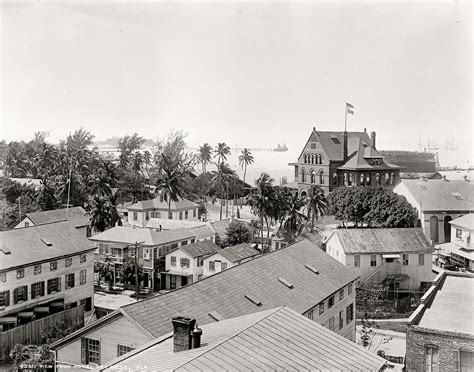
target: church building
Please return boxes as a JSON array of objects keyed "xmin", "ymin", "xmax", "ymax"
[{"xmin": 289, "ymin": 127, "xmax": 400, "ymax": 196}]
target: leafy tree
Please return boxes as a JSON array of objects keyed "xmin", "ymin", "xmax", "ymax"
[
  {"xmin": 214, "ymin": 233, "xmax": 226, "ymax": 248},
  {"xmin": 36, "ymin": 176, "xmax": 59, "ymax": 211},
  {"xmin": 192, "ymin": 172, "xmax": 213, "ymax": 203},
  {"xmin": 122, "ymin": 256, "xmax": 144, "ymax": 287},
  {"xmin": 238, "ymin": 148, "xmax": 254, "ymax": 187},
  {"xmin": 2, "ymin": 179, "xmax": 36, "ymax": 205},
  {"xmin": 359, "ymin": 318, "xmax": 376, "ymax": 349},
  {"xmin": 153, "ymin": 130, "xmax": 195, "ymax": 174},
  {"xmin": 9, "ymin": 344, "xmax": 54, "ymax": 370},
  {"xmin": 198, "ymin": 202, "xmax": 207, "ymax": 221},
  {"xmin": 41, "ymin": 321, "xmax": 81, "ymax": 344},
  {"xmin": 198, "ymin": 143, "xmax": 213, "ymax": 173},
  {"xmin": 89, "ymin": 195, "xmax": 112, "ymax": 233},
  {"xmin": 214, "ymin": 142, "xmax": 231, "ymax": 165},
  {"xmin": 225, "ymin": 220, "xmax": 253, "ymax": 246},
  {"xmin": 94, "ymin": 255, "xmax": 115, "ymax": 290},
  {"xmin": 327, "ymin": 186, "xmax": 417, "ymax": 228},
  {"xmin": 246, "ymin": 173, "xmax": 278, "ymax": 253},
  {"xmin": 305, "ymin": 185, "xmax": 328, "ymax": 232},
  {"xmin": 118, "ymin": 172, "xmax": 152, "ymax": 203}
]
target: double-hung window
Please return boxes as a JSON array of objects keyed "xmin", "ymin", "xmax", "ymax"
[
  {"xmin": 209, "ymin": 261, "xmax": 215, "ymax": 271},
  {"xmin": 81, "ymin": 338, "xmax": 100, "ymax": 365},
  {"xmin": 65, "ymin": 273, "xmax": 75, "ymax": 289},
  {"xmin": 80, "ymin": 270, "xmax": 87, "ymax": 285},
  {"xmin": 14, "ymin": 286, "xmax": 28, "ymax": 304},
  {"xmin": 346, "ymin": 303, "xmax": 354, "ymax": 323},
  {"xmin": 0, "ymin": 291, "xmax": 10, "ymax": 307},
  {"xmin": 403, "ymin": 254, "xmax": 409, "ymax": 266},
  {"xmin": 354, "ymin": 255, "xmax": 360, "ymax": 267},
  {"xmin": 424, "ymin": 346, "xmax": 439, "ymax": 372},
  {"xmin": 180, "ymin": 258, "xmax": 190, "ymax": 268},
  {"xmin": 170, "ymin": 256, "xmax": 177, "ymax": 267},
  {"xmin": 47, "ymin": 278, "xmax": 61, "ymax": 294},
  {"xmin": 31, "ymin": 281, "xmax": 45, "ymax": 299},
  {"xmin": 419, "ymin": 254, "xmax": 425, "ymax": 266}
]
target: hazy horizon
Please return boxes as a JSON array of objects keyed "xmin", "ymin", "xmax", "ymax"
[{"xmin": 1, "ymin": 2, "xmax": 472, "ymax": 167}]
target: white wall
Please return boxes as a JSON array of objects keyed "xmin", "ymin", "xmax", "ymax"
[
  {"xmin": 165, "ymin": 249, "xmax": 202, "ymax": 282},
  {"xmin": 13, "ymin": 217, "xmax": 35, "ymax": 229},
  {"xmin": 203, "ymin": 253, "xmax": 236, "ymax": 277}
]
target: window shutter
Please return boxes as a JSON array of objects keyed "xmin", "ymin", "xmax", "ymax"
[
  {"xmin": 81, "ymin": 338, "xmax": 88, "ymax": 364},
  {"xmin": 31, "ymin": 284, "xmax": 35, "ymax": 299},
  {"xmin": 5, "ymin": 291, "xmax": 10, "ymax": 307},
  {"xmin": 13, "ymin": 288, "xmax": 17, "ymax": 304},
  {"xmin": 23, "ymin": 286, "xmax": 28, "ymax": 301},
  {"xmin": 58, "ymin": 277, "xmax": 62, "ymax": 291},
  {"xmin": 41, "ymin": 282, "xmax": 45, "ymax": 296}
]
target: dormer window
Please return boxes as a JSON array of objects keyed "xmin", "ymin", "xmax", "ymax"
[{"xmin": 371, "ymin": 158, "xmax": 382, "ymax": 166}]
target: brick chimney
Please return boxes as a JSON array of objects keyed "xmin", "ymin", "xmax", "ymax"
[
  {"xmin": 172, "ymin": 317, "xmax": 196, "ymax": 352},
  {"xmin": 371, "ymin": 131, "xmax": 376, "ymax": 150}
]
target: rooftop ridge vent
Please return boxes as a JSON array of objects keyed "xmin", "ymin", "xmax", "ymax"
[
  {"xmin": 305, "ymin": 264, "xmax": 319, "ymax": 275},
  {"xmin": 244, "ymin": 294, "xmax": 262, "ymax": 307},
  {"xmin": 1, "ymin": 245, "xmax": 11, "ymax": 255},
  {"xmin": 208, "ymin": 311, "xmax": 224, "ymax": 322},
  {"xmin": 278, "ymin": 277, "xmax": 294, "ymax": 289},
  {"xmin": 40, "ymin": 238, "xmax": 52, "ymax": 246}
]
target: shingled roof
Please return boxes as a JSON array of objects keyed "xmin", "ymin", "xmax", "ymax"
[
  {"xmin": 104, "ymin": 307, "xmax": 386, "ymax": 371},
  {"xmin": 216, "ymin": 243, "xmax": 260, "ymax": 263},
  {"xmin": 396, "ymin": 179, "xmax": 474, "ymax": 211},
  {"xmin": 332, "ymin": 228, "xmax": 433, "ymax": 255},
  {"xmin": 1, "ymin": 221, "xmax": 96, "ymax": 270},
  {"xmin": 179, "ymin": 240, "xmax": 221, "ymax": 258},
  {"xmin": 128, "ymin": 197, "xmax": 198, "ymax": 211},
  {"xmin": 450, "ymin": 214, "xmax": 474, "ymax": 230},
  {"xmin": 23, "ymin": 207, "xmax": 89, "ymax": 227},
  {"xmin": 118, "ymin": 239, "xmax": 359, "ymax": 338},
  {"xmin": 89, "ymin": 226, "xmax": 195, "ymax": 246}
]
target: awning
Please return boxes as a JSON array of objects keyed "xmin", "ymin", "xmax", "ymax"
[
  {"xmin": 382, "ymin": 254, "xmax": 401, "ymax": 259},
  {"xmin": 0, "ymin": 317, "xmax": 17, "ymax": 324},
  {"xmin": 163, "ymin": 270, "xmax": 192, "ymax": 277}
]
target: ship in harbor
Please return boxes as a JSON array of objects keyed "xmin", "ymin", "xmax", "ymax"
[{"xmin": 274, "ymin": 143, "xmax": 288, "ymax": 152}]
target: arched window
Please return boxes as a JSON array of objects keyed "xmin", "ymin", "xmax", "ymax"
[
  {"xmin": 319, "ymin": 170, "xmax": 324, "ymax": 184},
  {"xmin": 303, "ymin": 154, "xmax": 307, "ymax": 164},
  {"xmin": 333, "ymin": 172, "xmax": 338, "ymax": 185},
  {"xmin": 318, "ymin": 154, "xmax": 322, "ymax": 164},
  {"xmin": 348, "ymin": 173, "xmax": 353, "ymax": 186},
  {"xmin": 311, "ymin": 170, "xmax": 316, "ymax": 184},
  {"xmin": 366, "ymin": 173, "xmax": 371, "ymax": 185},
  {"xmin": 376, "ymin": 173, "xmax": 380, "ymax": 185},
  {"xmin": 344, "ymin": 173, "xmax": 348, "ymax": 186},
  {"xmin": 360, "ymin": 173, "xmax": 365, "ymax": 185},
  {"xmin": 301, "ymin": 169, "xmax": 306, "ymax": 183},
  {"xmin": 390, "ymin": 173, "xmax": 394, "ymax": 185},
  {"xmin": 385, "ymin": 173, "xmax": 390, "ymax": 185},
  {"xmin": 312, "ymin": 154, "xmax": 315, "ymax": 164}
]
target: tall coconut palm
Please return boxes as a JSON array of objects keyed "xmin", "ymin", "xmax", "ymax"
[
  {"xmin": 305, "ymin": 185, "xmax": 328, "ymax": 232},
  {"xmin": 238, "ymin": 148, "xmax": 254, "ymax": 187},
  {"xmin": 89, "ymin": 195, "xmax": 111, "ymax": 233},
  {"xmin": 214, "ymin": 143, "xmax": 231, "ymax": 166},
  {"xmin": 280, "ymin": 189, "xmax": 307, "ymax": 243},
  {"xmin": 211, "ymin": 162, "xmax": 236, "ymax": 220},
  {"xmin": 198, "ymin": 143, "xmax": 213, "ymax": 173},
  {"xmin": 246, "ymin": 173, "xmax": 277, "ymax": 253},
  {"xmin": 156, "ymin": 167, "xmax": 186, "ymax": 219}
]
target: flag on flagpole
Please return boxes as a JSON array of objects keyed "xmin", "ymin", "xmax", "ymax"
[
  {"xmin": 347, "ymin": 108, "xmax": 354, "ymax": 115},
  {"xmin": 346, "ymin": 102, "xmax": 354, "ymax": 109}
]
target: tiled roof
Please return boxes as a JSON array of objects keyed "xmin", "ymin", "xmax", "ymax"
[
  {"xmin": 179, "ymin": 240, "xmax": 221, "ymax": 258},
  {"xmin": 187, "ymin": 224, "xmax": 215, "ymax": 240},
  {"xmin": 217, "ymin": 243, "xmax": 260, "ymax": 263},
  {"xmin": 89, "ymin": 226, "xmax": 195, "ymax": 246},
  {"xmin": 449, "ymin": 214, "xmax": 474, "ymax": 230},
  {"xmin": 1, "ymin": 221, "xmax": 96, "ymax": 270},
  {"xmin": 120, "ymin": 239, "xmax": 359, "ymax": 338},
  {"xmin": 333, "ymin": 228, "xmax": 433, "ymax": 254},
  {"xmin": 146, "ymin": 218, "xmax": 206, "ymax": 230},
  {"xmin": 128, "ymin": 197, "xmax": 198, "ymax": 211},
  {"xmin": 104, "ymin": 307, "xmax": 386, "ymax": 371},
  {"xmin": 24, "ymin": 207, "xmax": 89, "ymax": 227},
  {"xmin": 397, "ymin": 179, "xmax": 474, "ymax": 211}
]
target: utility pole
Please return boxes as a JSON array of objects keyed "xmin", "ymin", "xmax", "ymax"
[
  {"xmin": 66, "ymin": 158, "xmax": 74, "ymax": 220},
  {"xmin": 132, "ymin": 241, "xmax": 145, "ymax": 301}
]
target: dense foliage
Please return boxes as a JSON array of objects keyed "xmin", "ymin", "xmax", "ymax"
[
  {"xmin": 225, "ymin": 220, "xmax": 253, "ymax": 247},
  {"xmin": 327, "ymin": 186, "xmax": 418, "ymax": 228}
]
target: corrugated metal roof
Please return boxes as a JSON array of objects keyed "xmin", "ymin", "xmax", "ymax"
[
  {"xmin": 1, "ymin": 221, "xmax": 96, "ymax": 270},
  {"xmin": 179, "ymin": 240, "xmax": 221, "ymax": 258},
  {"xmin": 120, "ymin": 239, "xmax": 359, "ymax": 338},
  {"xmin": 104, "ymin": 307, "xmax": 386, "ymax": 371},
  {"xmin": 334, "ymin": 228, "xmax": 433, "ymax": 254},
  {"xmin": 89, "ymin": 226, "xmax": 195, "ymax": 246},
  {"xmin": 397, "ymin": 179, "xmax": 474, "ymax": 211},
  {"xmin": 217, "ymin": 243, "xmax": 260, "ymax": 263}
]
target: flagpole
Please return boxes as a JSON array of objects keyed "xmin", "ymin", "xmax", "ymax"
[{"xmin": 344, "ymin": 103, "xmax": 348, "ymax": 132}]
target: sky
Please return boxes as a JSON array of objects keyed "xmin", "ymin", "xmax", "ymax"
[{"xmin": 1, "ymin": 1, "xmax": 472, "ymax": 168}]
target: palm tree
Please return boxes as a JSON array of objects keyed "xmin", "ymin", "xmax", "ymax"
[
  {"xmin": 36, "ymin": 176, "xmax": 58, "ymax": 211},
  {"xmin": 211, "ymin": 162, "xmax": 237, "ymax": 220},
  {"xmin": 305, "ymin": 185, "xmax": 328, "ymax": 232},
  {"xmin": 238, "ymin": 148, "xmax": 254, "ymax": 187},
  {"xmin": 143, "ymin": 150, "xmax": 152, "ymax": 175},
  {"xmin": 246, "ymin": 173, "xmax": 277, "ymax": 253},
  {"xmin": 156, "ymin": 168, "xmax": 186, "ymax": 219},
  {"xmin": 89, "ymin": 195, "xmax": 111, "ymax": 233},
  {"xmin": 214, "ymin": 143, "xmax": 231, "ymax": 166},
  {"xmin": 198, "ymin": 143, "xmax": 213, "ymax": 173},
  {"xmin": 108, "ymin": 189, "xmax": 122, "ymax": 228},
  {"xmin": 132, "ymin": 152, "xmax": 144, "ymax": 174},
  {"xmin": 279, "ymin": 189, "xmax": 307, "ymax": 243}
]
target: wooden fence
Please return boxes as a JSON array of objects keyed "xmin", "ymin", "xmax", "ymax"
[{"xmin": 0, "ymin": 305, "xmax": 84, "ymax": 362}]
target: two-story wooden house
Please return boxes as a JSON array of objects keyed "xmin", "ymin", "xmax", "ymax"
[
  {"xmin": 127, "ymin": 197, "xmax": 199, "ymax": 228},
  {"xmin": 203, "ymin": 243, "xmax": 260, "ymax": 277},
  {"xmin": 324, "ymin": 228, "xmax": 434, "ymax": 291},
  {"xmin": 289, "ymin": 127, "xmax": 400, "ymax": 196},
  {"xmin": 89, "ymin": 226, "xmax": 196, "ymax": 292},
  {"xmin": 162, "ymin": 240, "xmax": 221, "ymax": 289},
  {"xmin": 0, "ymin": 221, "xmax": 95, "ymax": 361},
  {"xmin": 51, "ymin": 239, "xmax": 359, "ymax": 367}
]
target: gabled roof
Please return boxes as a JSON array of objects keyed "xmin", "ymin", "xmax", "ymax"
[
  {"xmin": 449, "ymin": 214, "xmax": 474, "ymax": 230},
  {"xmin": 314, "ymin": 130, "xmax": 372, "ymax": 162},
  {"xmin": 146, "ymin": 218, "xmax": 206, "ymax": 230},
  {"xmin": 179, "ymin": 240, "xmax": 221, "ymax": 258},
  {"xmin": 118, "ymin": 239, "xmax": 359, "ymax": 338},
  {"xmin": 89, "ymin": 226, "xmax": 195, "ymax": 246},
  {"xmin": 187, "ymin": 224, "xmax": 215, "ymax": 240},
  {"xmin": 23, "ymin": 207, "xmax": 89, "ymax": 227},
  {"xmin": 396, "ymin": 179, "xmax": 474, "ymax": 211},
  {"xmin": 332, "ymin": 228, "xmax": 433, "ymax": 255},
  {"xmin": 128, "ymin": 197, "xmax": 198, "ymax": 211},
  {"xmin": 1, "ymin": 221, "xmax": 96, "ymax": 270},
  {"xmin": 103, "ymin": 307, "xmax": 386, "ymax": 371},
  {"xmin": 213, "ymin": 243, "xmax": 260, "ymax": 263}
]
